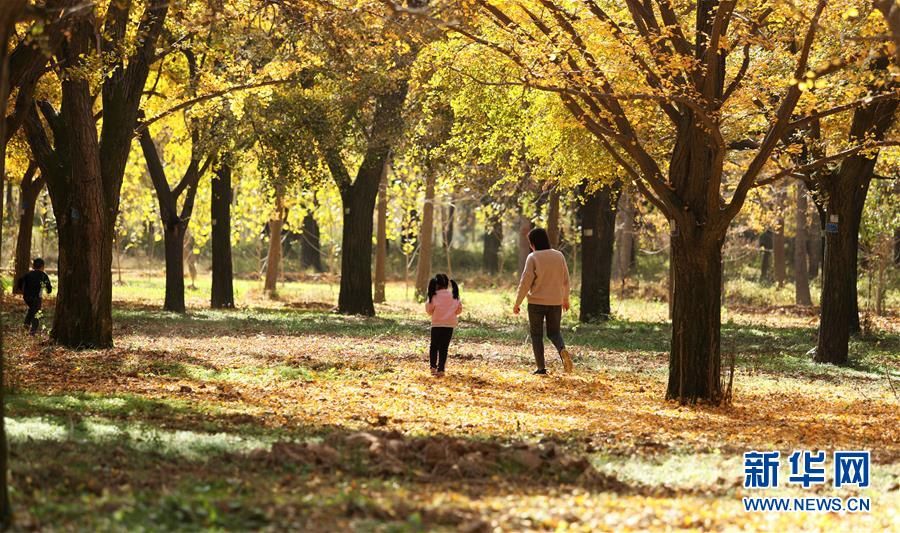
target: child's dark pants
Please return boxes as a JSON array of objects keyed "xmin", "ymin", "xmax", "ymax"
[
  {"xmin": 24, "ymin": 297, "xmax": 42, "ymax": 334},
  {"xmin": 429, "ymin": 327, "xmax": 454, "ymax": 371}
]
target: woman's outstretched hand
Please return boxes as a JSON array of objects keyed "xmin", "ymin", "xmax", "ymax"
[
  {"xmin": 512, "ymin": 305, "xmax": 520, "ymax": 315},
  {"xmin": 562, "ymin": 300, "xmax": 570, "ymax": 312}
]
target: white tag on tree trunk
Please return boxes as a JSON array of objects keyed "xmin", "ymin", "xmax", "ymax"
[
  {"xmin": 829, "ymin": 214, "xmax": 839, "ymax": 223},
  {"xmin": 583, "ymin": 228, "xmax": 593, "ymax": 236}
]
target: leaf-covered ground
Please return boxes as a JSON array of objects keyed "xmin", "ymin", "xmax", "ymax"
[{"xmin": 3, "ymin": 277, "xmax": 899, "ymax": 531}]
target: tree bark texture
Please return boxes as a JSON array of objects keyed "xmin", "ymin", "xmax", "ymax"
[
  {"xmin": 13, "ymin": 163, "xmax": 42, "ymax": 292},
  {"xmin": 579, "ymin": 183, "xmax": 618, "ymax": 322},
  {"xmin": 816, "ymin": 93, "xmax": 898, "ymax": 364}
]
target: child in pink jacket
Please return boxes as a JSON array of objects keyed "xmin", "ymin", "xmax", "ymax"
[{"xmin": 425, "ymin": 273, "xmax": 462, "ymax": 376}]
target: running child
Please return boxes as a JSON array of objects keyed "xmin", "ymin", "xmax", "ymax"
[{"xmin": 17, "ymin": 258, "xmax": 52, "ymax": 336}]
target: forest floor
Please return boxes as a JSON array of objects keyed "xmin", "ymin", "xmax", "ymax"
[{"xmin": 2, "ymin": 275, "xmax": 899, "ymax": 531}]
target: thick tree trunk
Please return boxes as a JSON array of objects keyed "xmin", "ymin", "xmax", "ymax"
[
  {"xmin": 211, "ymin": 162, "xmax": 234, "ymax": 308},
  {"xmin": 414, "ymin": 170, "xmax": 436, "ymax": 299},
  {"xmin": 664, "ymin": 107, "xmax": 728, "ymax": 404},
  {"xmin": 613, "ymin": 188, "xmax": 635, "ymax": 281},
  {"xmin": 162, "ymin": 222, "xmax": 187, "ymax": 312},
  {"xmin": 338, "ymin": 184, "xmax": 378, "ymax": 315},
  {"xmin": 13, "ymin": 165, "xmax": 42, "ymax": 292},
  {"xmin": 667, "ymin": 233, "xmax": 724, "ymax": 403},
  {"xmin": 482, "ymin": 214, "xmax": 502, "ymax": 274},
  {"xmin": 794, "ymin": 183, "xmax": 812, "ymax": 306},
  {"xmin": 330, "ymin": 87, "xmax": 405, "ymax": 316},
  {"xmin": 374, "ymin": 169, "xmax": 387, "ymax": 303},
  {"xmin": 815, "ymin": 90, "xmax": 898, "ymax": 363},
  {"xmin": 48, "ymin": 64, "xmax": 115, "ymax": 348},
  {"xmin": 264, "ymin": 194, "xmax": 284, "ymax": 295},
  {"xmin": 579, "ymin": 183, "xmax": 618, "ymax": 322},
  {"xmin": 301, "ymin": 212, "xmax": 323, "ymax": 273},
  {"xmin": 547, "ymin": 188, "xmax": 560, "ymax": 248},
  {"xmin": 23, "ymin": 0, "xmax": 168, "ymax": 347},
  {"xmin": 773, "ymin": 217, "xmax": 786, "ymax": 287},
  {"xmin": 53, "ymin": 198, "xmax": 114, "ymax": 348},
  {"xmin": 816, "ymin": 185, "xmax": 862, "ymax": 364}
]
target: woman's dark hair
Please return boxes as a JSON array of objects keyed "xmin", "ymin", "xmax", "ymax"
[
  {"xmin": 528, "ymin": 227, "xmax": 552, "ymax": 251},
  {"xmin": 32, "ymin": 257, "xmax": 45, "ymax": 269},
  {"xmin": 427, "ymin": 273, "xmax": 460, "ymax": 302}
]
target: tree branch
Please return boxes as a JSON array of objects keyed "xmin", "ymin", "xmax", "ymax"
[{"xmin": 721, "ymin": 0, "xmax": 827, "ymax": 229}]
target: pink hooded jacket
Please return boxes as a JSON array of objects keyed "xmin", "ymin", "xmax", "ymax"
[{"xmin": 425, "ymin": 289, "xmax": 462, "ymax": 327}]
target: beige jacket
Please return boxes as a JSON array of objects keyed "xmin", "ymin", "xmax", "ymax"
[{"xmin": 515, "ymin": 249, "xmax": 570, "ymax": 307}]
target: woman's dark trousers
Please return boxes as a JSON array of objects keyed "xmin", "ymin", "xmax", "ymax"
[{"xmin": 527, "ymin": 303, "xmax": 565, "ymax": 369}]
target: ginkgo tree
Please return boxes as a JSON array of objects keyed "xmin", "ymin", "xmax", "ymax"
[
  {"xmin": 23, "ymin": 0, "xmax": 171, "ymax": 348},
  {"xmin": 401, "ymin": 0, "xmax": 900, "ymax": 403},
  {"xmin": 262, "ymin": 0, "xmax": 436, "ymax": 315}
]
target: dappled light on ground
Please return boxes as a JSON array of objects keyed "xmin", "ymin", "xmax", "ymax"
[{"xmin": 3, "ymin": 280, "xmax": 899, "ymax": 530}]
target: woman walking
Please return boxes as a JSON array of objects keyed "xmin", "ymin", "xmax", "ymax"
[{"xmin": 513, "ymin": 227, "xmax": 574, "ymax": 374}]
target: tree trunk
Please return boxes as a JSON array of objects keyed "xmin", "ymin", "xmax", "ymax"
[
  {"xmin": 22, "ymin": 0, "xmax": 168, "ymax": 348},
  {"xmin": 815, "ymin": 90, "xmax": 898, "ymax": 364},
  {"xmin": 613, "ymin": 188, "xmax": 635, "ymax": 281},
  {"xmin": 162, "ymin": 222, "xmax": 187, "ymax": 312},
  {"xmin": 579, "ymin": 183, "xmax": 618, "ymax": 322},
  {"xmin": 264, "ymin": 194, "xmax": 285, "ymax": 295},
  {"xmin": 517, "ymin": 213, "xmax": 531, "ymax": 276},
  {"xmin": 414, "ymin": 169, "xmax": 436, "ymax": 299},
  {"xmin": 794, "ymin": 183, "xmax": 812, "ymax": 306},
  {"xmin": 211, "ymin": 161, "xmax": 234, "ymax": 308},
  {"xmin": 338, "ymin": 184, "xmax": 378, "ymax": 315},
  {"xmin": 52, "ymin": 192, "xmax": 114, "ymax": 348},
  {"xmin": 298, "ymin": 211, "xmax": 322, "ymax": 274},
  {"xmin": 47, "ymin": 67, "xmax": 115, "ymax": 348},
  {"xmin": 547, "ymin": 188, "xmax": 560, "ymax": 248},
  {"xmin": 816, "ymin": 183, "xmax": 863, "ymax": 364},
  {"xmin": 443, "ymin": 195, "xmax": 455, "ymax": 277},
  {"xmin": 374, "ymin": 167, "xmax": 387, "ymax": 303},
  {"xmin": 482, "ymin": 213, "xmax": 502, "ymax": 274},
  {"xmin": 13, "ymin": 165, "xmax": 42, "ymax": 292},
  {"xmin": 328, "ymin": 87, "xmax": 405, "ymax": 316},
  {"xmin": 773, "ymin": 217, "xmax": 786, "ymax": 288},
  {"xmin": 667, "ymin": 232, "xmax": 724, "ymax": 403}
]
